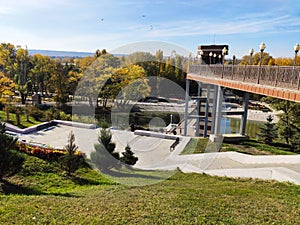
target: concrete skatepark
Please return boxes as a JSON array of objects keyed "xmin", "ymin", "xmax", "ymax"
[{"xmin": 11, "ymin": 121, "xmax": 300, "ymax": 186}]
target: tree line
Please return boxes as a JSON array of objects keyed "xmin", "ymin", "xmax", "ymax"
[{"xmin": 0, "ymin": 43, "xmax": 189, "ymax": 108}]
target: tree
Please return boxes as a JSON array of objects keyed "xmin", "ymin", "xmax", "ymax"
[
  {"xmin": 90, "ymin": 128, "xmax": 120, "ymax": 172},
  {"xmin": 0, "ymin": 43, "xmax": 17, "ymax": 80},
  {"xmin": 258, "ymin": 115, "xmax": 277, "ymax": 144},
  {"xmin": 263, "ymin": 97, "xmax": 300, "ymax": 144},
  {"xmin": 30, "ymin": 54, "xmax": 56, "ymax": 96},
  {"xmin": 59, "ymin": 131, "xmax": 82, "ymax": 176},
  {"xmin": 120, "ymin": 144, "xmax": 138, "ymax": 166},
  {"xmin": 0, "ymin": 72, "xmax": 15, "ymax": 105},
  {"xmin": 290, "ymin": 133, "xmax": 300, "ymax": 153},
  {"xmin": 14, "ymin": 47, "xmax": 30, "ymax": 104},
  {"xmin": 112, "ymin": 65, "xmax": 150, "ymax": 108},
  {"xmin": 0, "ymin": 122, "xmax": 25, "ymax": 181},
  {"xmin": 50, "ymin": 62, "xmax": 70, "ymax": 107}
]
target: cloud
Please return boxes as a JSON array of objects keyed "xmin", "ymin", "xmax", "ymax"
[
  {"xmin": 0, "ymin": 7, "xmax": 15, "ymax": 15},
  {"xmin": 135, "ymin": 14, "xmax": 299, "ymax": 39}
]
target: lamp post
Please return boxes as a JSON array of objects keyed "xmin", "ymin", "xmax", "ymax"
[
  {"xmin": 249, "ymin": 48, "xmax": 254, "ymax": 65},
  {"xmin": 222, "ymin": 47, "xmax": 227, "ymax": 64},
  {"xmin": 218, "ymin": 54, "xmax": 221, "ymax": 64},
  {"xmin": 294, "ymin": 43, "xmax": 299, "ymax": 66},
  {"xmin": 221, "ymin": 47, "xmax": 227, "ymax": 78},
  {"xmin": 258, "ymin": 42, "xmax": 266, "ymax": 84},
  {"xmin": 213, "ymin": 53, "xmax": 217, "ymax": 64},
  {"xmin": 209, "ymin": 52, "xmax": 213, "ymax": 65},
  {"xmin": 231, "ymin": 55, "xmax": 236, "ymax": 80},
  {"xmin": 198, "ymin": 49, "xmax": 204, "ymax": 65}
]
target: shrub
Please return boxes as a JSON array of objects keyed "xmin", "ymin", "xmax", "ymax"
[
  {"xmin": 59, "ymin": 131, "xmax": 83, "ymax": 175},
  {"xmin": 0, "ymin": 122, "xmax": 25, "ymax": 181},
  {"xmin": 59, "ymin": 155, "xmax": 83, "ymax": 176},
  {"xmin": 91, "ymin": 128, "xmax": 120, "ymax": 172},
  {"xmin": 290, "ymin": 132, "xmax": 300, "ymax": 153},
  {"xmin": 120, "ymin": 144, "xmax": 138, "ymax": 166},
  {"xmin": 258, "ymin": 115, "xmax": 277, "ymax": 144},
  {"xmin": 28, "ymin": 106, "xmax": 45, "ymax": 121}
]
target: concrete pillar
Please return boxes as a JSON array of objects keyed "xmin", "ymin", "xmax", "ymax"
[
  {"xmin": 214, "ymin": 85, "xmax": 223, "ymax": 135},
  {"xmin": 183, "ymin": 79, "xmax": 190, "ymax": 136},
  {"xmin": 210, "ymin": 85, "xmax": 218, "ymax": 134},
  {"xmin": 195, "ymin": 82, "xmax": 201, "ymax": 137},
  {"xmin": 197, "ymin": 81, "xmax": 201, "ymax": 96},
  {"xmin": 203, "ymin": 84, "xmax": 211, "ymax": 137},
  {"xmin": 240, "ymin": 92, "xmax": 249, "ymax": 135}
]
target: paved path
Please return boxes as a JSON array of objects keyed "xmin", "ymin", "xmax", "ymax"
[{"xmin": 17, "ymin": 124, "xmax": 300, "ymax": 185}]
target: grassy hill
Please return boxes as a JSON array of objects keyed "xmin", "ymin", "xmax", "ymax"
[{"xmin": 1, "ymin": 155, "xmax": 300, "ymax": 224}]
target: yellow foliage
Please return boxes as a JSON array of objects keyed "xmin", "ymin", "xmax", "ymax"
[{"xmin": 0, "ymin": 72, "xmax": 15, "ymax": 104}]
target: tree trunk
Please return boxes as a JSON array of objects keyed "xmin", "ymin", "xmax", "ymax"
[{"xmin": 20, "ymin": 92, "xmax": 27, "ymax": 105}]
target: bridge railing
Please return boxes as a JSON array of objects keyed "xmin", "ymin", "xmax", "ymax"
[{"xmin": 188, "ymin": 64, "xmax": 300, "ymax": 90}]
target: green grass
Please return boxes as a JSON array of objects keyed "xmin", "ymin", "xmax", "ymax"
[
  {"xmin": 181, "ymin": 137, "xmax": 296, "ymax": 156},
  {"xmin": 222, "ymin": 139, "xmax": 296, "ymax": 155},
  {"xmin": 0, "ymin": 110, "xmax": 41, "ymax": 128},
  {"xmin": 1, "ymin": 146, "xmax": 300, "ymax": 224},
  {"xmin": 180, "ymin": 138, "xmax": 209, "ymax": 154}
]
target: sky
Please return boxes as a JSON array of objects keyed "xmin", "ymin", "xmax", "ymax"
[{"xmin": 1, "ymin": 0, "xmax": 300, "ymax": 58}]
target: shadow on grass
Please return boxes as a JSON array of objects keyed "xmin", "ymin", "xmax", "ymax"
[
  {"xmin": 0, "ymin": 180, "xmax": 76, "ymax": 197},
  {"xmin": 99, "ymin": 166, "xmax": 172, "ymax": 181},
  {"xmin": 70, "ymin": 176, "xmax": 111, "ymax": 186}
]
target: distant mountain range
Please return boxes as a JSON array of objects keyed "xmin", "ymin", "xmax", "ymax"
[{"xmin": 28, "ymin": 49, "xmax": 94, "ymax": 58}]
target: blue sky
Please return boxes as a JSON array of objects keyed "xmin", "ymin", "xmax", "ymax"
[{"xmin": 1, "ymin": 0, "xmax": 300, "ymax": 58}]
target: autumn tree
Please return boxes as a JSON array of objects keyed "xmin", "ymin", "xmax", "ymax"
[
  {"xmin": 111, "ymin": 64, "xmax": 150, "ymax": 108},
  {"xmin": 14, "ymin": 46, "xmax": 31, "ymax": 104},
  {"xmin": 76, "ymin": 53, "xmax": 120, "ymax": 108},
  {"xmin": 30, "ymin": 54, "xmax": 56, "ymax": 96},
  {"xmin": 0, "ymin": 43, "xmax": 17, "ymax": 80},
  {"xmin": 49, "ymin": 62, "xmax": 70, "ymax": 107},
  {"xmin": 0, "ymin": 72, "xmax": 15, "ymax": 105},
  {"xmin": 240, "ymin": 52, "xmax": 273, "ymax": 65}
]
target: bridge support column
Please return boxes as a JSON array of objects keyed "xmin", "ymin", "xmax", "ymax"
[
  {"xmin": 203, "ymin": 84, "xmax": 210, "ymax": 137},
  {"xmin": 183, "ymin": 79, "xmax": 190, "ymax": 136},
  {"xmin": 210, "ymin": 85, "xmax": 218, "ymax": 134},
  {"xmin": 214, "ymin": 85, "xmax": 223, "ymax": 136},
  {"xmin": 240, "ymin": 92, "xmax": 249, "ymax": 135},
  {"xmin": 209, "ymin": 85, "xmax": 223, "ymax": 148},
  {"xmin": 195, "ymin": 82, "xmax": 201, "ymax": 137}
]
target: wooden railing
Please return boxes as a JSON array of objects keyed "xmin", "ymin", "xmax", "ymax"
[{"xmin": 189, "ymin": 64, "xmax": 300, "ymax": 90}]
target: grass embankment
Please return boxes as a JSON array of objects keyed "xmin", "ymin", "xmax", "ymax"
[
  {"xmin": 0, "ymin": 110, "xmax": 41, "ymax": 128},
  {"xmin": 1, "ymin": 154, "xmax": 300, "ymax": 224},
  {"xmin": 181, "ymin": 138, "xmax": 296, "ymax": 155},
  {"xmin": 222, "ymin": 139, "xmax": 296, "ymax": 155}
]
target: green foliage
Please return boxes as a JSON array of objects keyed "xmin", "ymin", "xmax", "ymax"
[
  {"xmin": 91, "ymin": 128, "xmax": 120, "ymax": 172},
  {"xmin": 59, "ymin": 131, "xmax": 82, "ymax": 175},
  {"xmin": 264, "ymin": 98, "xmax": 300, "ymax": 144},
  {"xmin": 290, "ymin": 132, "xmax": 300, "ymax": 153},
  {"xmin": 120, "ymin": 144, "xmax": 138, "ymax": 166},
  {"xmin": 181, "ymin": 138, "xmax": 209, "ymax": 154},
  {"xmin": 0, "ymin": 122, "xmax": 25, "ymax": 180},
  {"xmin": 59, "ymin": 155, "xmax": 83, "ymax": 176},
  {"xmin": 21, "ymin": 155, "xmax": 58, "ymax": 175},
  {"xmin": 64, "ymin": 131, "xmax": 78, "ymax": 155},
  {"xmin": 258, "ymin": 115, "xmax": 277, "ymax": 144}
]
